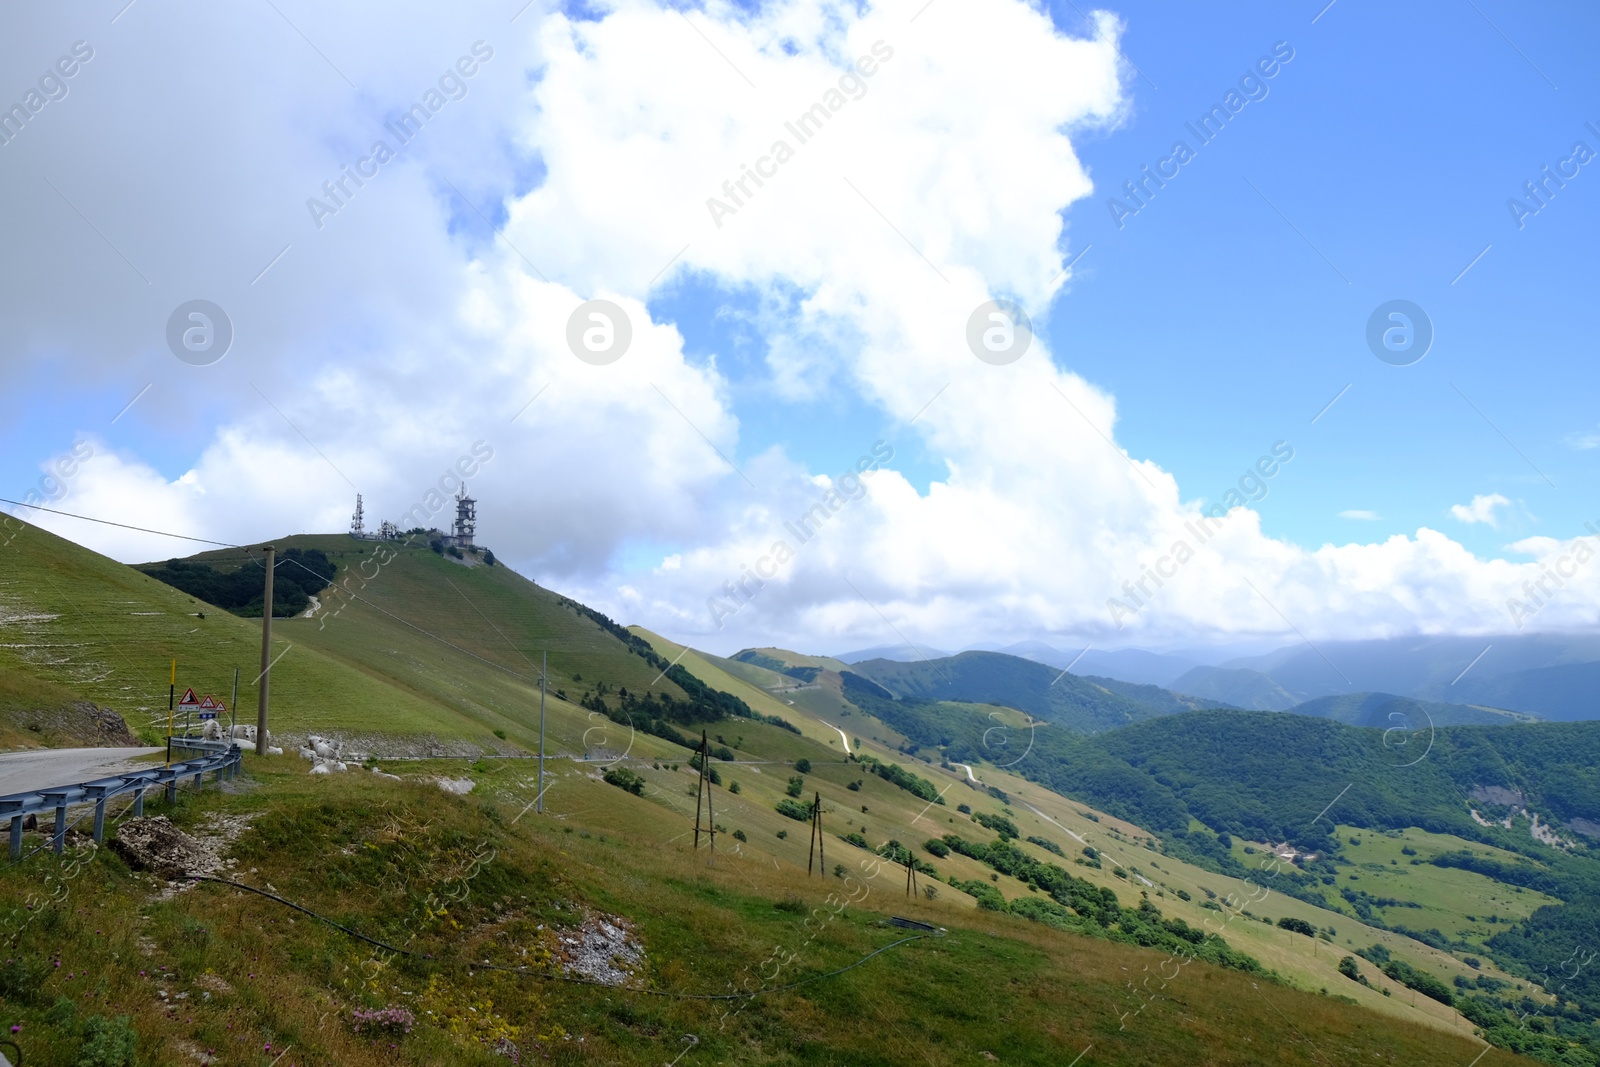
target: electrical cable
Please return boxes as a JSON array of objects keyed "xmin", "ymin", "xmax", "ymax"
[
  {"xmin": 186, "ymin": 872, "xmax": 932, "ymax": 1000},
  {"xmin": 0, "ymin": 499, "xmax": 241, "ymax": 547}
]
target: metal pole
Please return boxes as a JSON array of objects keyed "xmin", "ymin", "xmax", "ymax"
[
  {"xmin": 536, "ymin": 650, "xmax": 547, "ymax": 814},
  {"xmin": 166, "ymin": 658, "xmax": 175, "ymax": 767},
  {"xmin": 230, "ymin": 667, "xmax": 239, "ymax": 737},
  {"xmin": 256, "ymin": 545, "xmax": 274, "ymax": 756}
]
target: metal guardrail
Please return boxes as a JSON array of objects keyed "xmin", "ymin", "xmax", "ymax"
[{"xmin": 0, "ymin": 737, "xmax": 243, "ymax": 859}]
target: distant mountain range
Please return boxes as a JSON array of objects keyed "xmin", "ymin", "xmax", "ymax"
[
  {"xmin": 842, "ymin": 633, "xmax": 1600, "ymax": 723},
  {"xmin": 824, "ymin": 647, "xmax": 1529, "ymax": 734},
  {"xmin": 1169, "ymin": 635, "xmax": 1600, "ymax": 720}
]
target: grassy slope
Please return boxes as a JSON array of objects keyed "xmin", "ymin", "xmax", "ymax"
[
  {"xmin": 732, "ymin": 647, "xmax": 853, "ymax": 673},
  {"xmin": 628, "ymin": 635, "xmax": 1517, "ymax": 1045},
  {"xmin": 0, "ymin": 522, "xmax": 478, "ymax": 745},
  {"xmin": 0, "ymin": 524, "xmax": 709, "ymax": 760},
  {"xmin": 1328, "ymin": 826, "xmax": 1561, "ymax": 945},
  {"xmin": 851, "ymin": 651, "xmax": 1170, "ymax": 733},
  {"xmin": 0, "ymin": 755, "xmax": 1521, "ymax": 1067},
  {"xmin": 0, "ymin": 527, "xmax": 1525, "ymax": 1056}
]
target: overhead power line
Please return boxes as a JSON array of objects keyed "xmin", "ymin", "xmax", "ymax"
[{"xmin": 1, "ymin": 498, "xmax": 241, "ymax": 548}]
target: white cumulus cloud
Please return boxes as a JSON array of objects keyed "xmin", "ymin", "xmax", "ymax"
[{"xmin": 1449, "ymin": 494, "xmax": 1511, "ymax": 528}]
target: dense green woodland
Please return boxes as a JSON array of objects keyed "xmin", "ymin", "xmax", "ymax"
[{"xmin": 140, "ymin": 549, "xmax": 336, "ymax": 618}]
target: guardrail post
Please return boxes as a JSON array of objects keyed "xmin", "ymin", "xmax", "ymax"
[
  {"xmin": 166, "ymin": 775, "xmax": 178, "ymax": 804},
  {"xmin": 46, "ymin": 793, "xmax": 68, "ymax": 854},
  {"xmin": 7, "ymin": 814, "xmax": 20, "ymax": 860},
  {"xmin": 133, "ymin": 786, "xmax": 144, "ymax": 817},
  {"xmin": 91, "ymin": 789, "xmax": 108, "ymax": 843}
]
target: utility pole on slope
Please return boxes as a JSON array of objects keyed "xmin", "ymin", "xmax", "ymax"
[
  {"xmin": 537, "ymin": 650, "xmax": 547, "ymax": 814},
  {"xmin": 257, "ymin": 545, "xmax": 274, "ymax": 756}
]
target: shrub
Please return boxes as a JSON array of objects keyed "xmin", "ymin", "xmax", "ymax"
[
  {"xmin": 776, "ymin": 829, "xmax": 788, "ymax": 839},
  {"xmin": 786, "ymin": 776, "xmax": 805, "ymax": 798},
  {"xmin": 492, "ymin": 728, "xmax": 507, "ymax": 740},
  {"xmin": 1026, "ymin": 835, "xmax": 1065, "ymax": 857},
  {"xmin": 957, "ymin": 804, "xmax": 972, "ymax": 814},
  {"xmin": 923, "ymin": 838, "xmax": 951, "ymax": 858},
  {"xmin": 847, "ymin": 780, "xmax": 862, "ymax": 792},
  {"xmin": 46, "ymin": 995, "xmax": 77, "ymax": 1030},
  {"xmin": 1175, "ymin": 889, "xmax": 1192, "ymax": 901},
  {"xmin": 603, "ymin": 767, "xmax": 646, "ymax": 796},
  {"xmin": 775, "ymin": 798, "xmax": 812, "ymax": 821},
  {"xmin": 728, "ymin": 781, "xmax": 741, "ymax": 794},
  {"xmin": 0, "ymin": 956, "xmax": 48, "ymax": 1006},
  {"xmin": 795, "ymin": 758, "xmax": 812, "ymax": 773},
  {"xmin": 77, "ymin": 1014, "xmax": 138, "ymax": 1067},
  {"xmin": 1276, "ymin": 916, "xmax": 1317, "ymax": 937},
  {"xmin": 974, "ymin": 812, "xmax": 1019, "ymax": 839},
  {"xmin": 733, "ymin": 829, "xmax": 747, "ymax": 842}
]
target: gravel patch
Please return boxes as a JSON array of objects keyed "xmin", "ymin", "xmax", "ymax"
[{"xmin": 557, "ymin": 912, "xmax": 646, "ymax": 987}]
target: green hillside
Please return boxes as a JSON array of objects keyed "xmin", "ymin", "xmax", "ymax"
[
  {"xmin": 1082, "ymin": 673, "xmax": 1239, "ymax": 714},
  {"xmin": 851, "ymin": 651, "xmax": 1169, "ymax": 733},
  {"xmin": 0, "ymin": 757, "xmax": 1523, "ymax": 1066},
  {"xmin": 1169, "ymin": 665, "xmax": 1300, "ymax": 710},
  {"xmin": 1286, "ymin": 692, "xmax": 1538, "ymax": 728},
  {"xmin": 0, "ymin": 523, "xmax": 1564, "ymax": 1061}
]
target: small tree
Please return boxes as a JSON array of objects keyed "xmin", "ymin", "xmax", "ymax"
[
  {"xmin": 786, "ymin": 775, "xmax": 805, "ymax": 797},
  {"xmin": 795, "ymin": 758, "xmax": 812, "ymax": 774},
  {"xmin": 1337, "ymin": 956, "xmax": 1369, "ymax": 986}
]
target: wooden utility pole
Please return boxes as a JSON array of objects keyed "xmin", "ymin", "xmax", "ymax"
[
  {"xmin": 256, "ymin": 545, "xmax": 274, "ymax": 756},
  {"xmin": 693, "ymin": 731, "xmax": 715, "ymax": 856},
  {"xmin": 808, "ymin": 792, "xmax": 825, "ymax": 876},
  {"xmin": 536, "ymin": 650, "xmax": 547, "ymax": 814},
  {"xmin": 905, "ymin": 851, "xmax": 920, "ymax": 898}
]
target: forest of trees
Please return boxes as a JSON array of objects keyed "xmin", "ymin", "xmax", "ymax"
[{"xmin": 141, "ymin": 548, "xmax": 336, "ymax": 618}]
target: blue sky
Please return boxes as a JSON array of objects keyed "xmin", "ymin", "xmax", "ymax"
[
  {"xmin": 644, "ymin": 0, "xmax": 1600, "ymax": 561},
  {"xmin": 3, "ymin": 0, "xmax": 1598, "ymax": 655}
]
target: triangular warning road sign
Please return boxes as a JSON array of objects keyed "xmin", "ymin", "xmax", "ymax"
[
  {"xmin": 200, "ymin": 695, "xmax": 217, "ymax": 710},
  {"xmin": 177, "ymin": 687, "xmax": 201, "ymax": 707}
]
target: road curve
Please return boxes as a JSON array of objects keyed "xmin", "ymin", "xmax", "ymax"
[{"xmin": 0, "ymin": 747, "xmax": 164, "ymax": 796}]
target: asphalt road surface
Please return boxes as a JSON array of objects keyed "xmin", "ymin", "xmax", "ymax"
[{"xmin": 0, "ymin": 747, "xmax": 164, "ymax": 796}]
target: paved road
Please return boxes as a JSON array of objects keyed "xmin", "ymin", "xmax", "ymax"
[{"xmin": 0, "ymin": 747, "xmax": 164, "ymax": 796}]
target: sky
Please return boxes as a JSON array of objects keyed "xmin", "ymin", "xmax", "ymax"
[{"xmin": 2, "ymin": 0, "xmax": 1598, "ymax": 658}]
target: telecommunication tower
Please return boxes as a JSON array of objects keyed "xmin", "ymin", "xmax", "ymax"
[{"xmin": 453, "ymin": 486, "xmax": 476, "ymax": 547}]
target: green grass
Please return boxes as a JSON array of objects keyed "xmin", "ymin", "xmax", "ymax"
[
  {"xmin": 0, "ymin": 521, "xmax": 1539, "ymax": 1057},
  {"xmin": 1333, "ymin": 826, "xmax": 1561, "ymax": 944},
  {"xmin": 0, "ymin": 523, "xmax": 704, "ymax": 754},
  {"xmin": 0, "ymin": 754, "xmax": 1526, "ymax": 1066}
]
